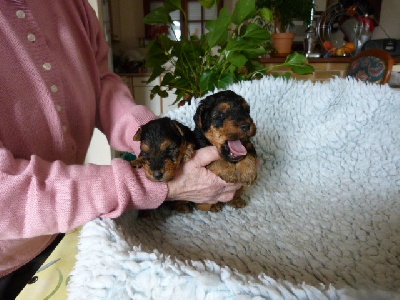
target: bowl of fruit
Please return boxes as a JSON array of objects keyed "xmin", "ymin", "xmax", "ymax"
[{"xmin": 323, "ymin": 41, "xmax": 356, "ymax": 57}]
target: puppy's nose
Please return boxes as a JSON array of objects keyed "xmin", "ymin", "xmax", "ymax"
[
  {"xmin": 240, "ymin": 123, "xmax": 251, "ymax": 132},
  {"xmin": 153, "ymin": 172, "xmax": 164, "ymax": 180}
]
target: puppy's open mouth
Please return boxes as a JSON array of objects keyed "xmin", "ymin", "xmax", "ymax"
[{"xmin": 224, "ymin": 140, "xmax": 247, "ymax": 162}]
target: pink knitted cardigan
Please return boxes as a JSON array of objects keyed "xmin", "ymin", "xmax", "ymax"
[{"xmin": 0, "ymin": 0, "xmax": 167, "ymax": 276}]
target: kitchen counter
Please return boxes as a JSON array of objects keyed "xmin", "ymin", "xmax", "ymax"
[
  {"xmin": 260, "ymin": 55, "xmax": 400, "ymax": 82},
  {"xmin": 260, "ymin": 56, "xmax": 400, "ymax": 64}
]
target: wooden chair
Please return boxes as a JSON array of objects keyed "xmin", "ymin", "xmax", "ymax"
[{"xmin": 346, "ymin": 49, "xmax": 395, "ymax": 84}]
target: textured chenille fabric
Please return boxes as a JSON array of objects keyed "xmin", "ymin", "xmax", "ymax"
[{"xmin": 0, "ymin": 0, "xmax": 167, "ymax": 277}]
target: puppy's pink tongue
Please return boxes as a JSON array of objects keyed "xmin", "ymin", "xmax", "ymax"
[{"xmin": 228, "ymin": 140, "xmax": 247, "ymax": 156}]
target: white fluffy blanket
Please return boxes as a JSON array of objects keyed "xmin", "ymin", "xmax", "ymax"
[{"xmin": 68, "ymin": 77, "xmax": 400, "ymax": 300}]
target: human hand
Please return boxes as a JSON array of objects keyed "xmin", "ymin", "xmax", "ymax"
[{"xmin": 166, "ymin": 146, "xmax": 242, "ymax": 204}]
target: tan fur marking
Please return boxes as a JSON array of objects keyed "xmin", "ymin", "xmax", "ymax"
[
  {"xmin": 218, "ymin": 102, "xmax": 231, "ymax": 112},
  {"xmin": 141, "ymin": 143, "xmax": 150, "ymax": 152},
  {"xmin": 160, "ymin": 140, "xmax": 171, "ymax": 151}
]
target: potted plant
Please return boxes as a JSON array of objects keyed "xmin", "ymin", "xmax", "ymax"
[
  {"xmin": 144, "ymin": 0, "xmax": 314, "ymax": 105},
  {"xmin": 256, "ymin": 0, "xmax": 315, "ymax": 55}
]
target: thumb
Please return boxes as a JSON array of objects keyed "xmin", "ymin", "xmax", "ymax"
[{"xmin": 191, "ymin": 146, "xmax": 220, "ymax": 167}]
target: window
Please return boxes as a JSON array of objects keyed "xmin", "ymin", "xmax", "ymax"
[{"xmin": 144, "ymin": 0, "xmax": 224, "ymax": 40}]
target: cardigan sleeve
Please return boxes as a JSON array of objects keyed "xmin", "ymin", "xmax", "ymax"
[{"xmin": 0, "ymin": 141, "xmax": 167, "ymax": 240}]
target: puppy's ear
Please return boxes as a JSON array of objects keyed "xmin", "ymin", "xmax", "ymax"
[
  {"xmin": 194, "ymin": 103, "xmax": 205, "ymax": 129},
  {"xmin": 133, "ymin": 127, "xmax": 142, "ymax": 141},
  {"xmin": 171, "ymin": 120, "xmax": 185, "ymax": 137},
  {"xmin": 183, "ymin": 143, "xmax": 195, "ymax": 162}
]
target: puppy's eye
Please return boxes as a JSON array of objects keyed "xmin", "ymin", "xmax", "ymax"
[
  {"xmin": 216, "ymin": 112, "xmax": 225, "ymax": 120},
  {"xmin": 140, "ymin": 152, "xmax": 149, "ymax": 159},
  {"xmin": 166, "ymin": 148, "xmax": 176, "ymax": 156}
]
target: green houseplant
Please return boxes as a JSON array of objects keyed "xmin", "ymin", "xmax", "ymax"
[
  {"xmin": 255, "ymin": 0, "xmax": 314, "ymax": 33},
  {"xmin": 144, "ymin": 0, "xmax": 314, "ymax": 105},
  {"xmin": 256, "ymin": 0, "xmax": 314, "ymax": 55}
]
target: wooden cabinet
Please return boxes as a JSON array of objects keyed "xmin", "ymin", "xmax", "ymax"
[
  {"xmin": 260, "ymin": 57, "xmax": 350, "ymax": 82},
  {"xmin": 119, "ymin": 74, "xmax": 179, "ymax": 116},
  {"xmin": 260, "ymin": 56, "xmax": 400, "ymax": 83}
]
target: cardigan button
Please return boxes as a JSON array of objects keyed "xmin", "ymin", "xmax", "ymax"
[
  {"xmin": 50, "ymin": 85, "xmax": 58, "ymax": 93},
  {"xmin": 16, "ymin": 10, "xmax": 26, "ymax": 19},
  {"xmin": 43, "ymin": 63, "xmax": 52, "ymax": 71},
  {"xmin": 27, "ymin": 33, "xmax": 36, "ymax": 42}
]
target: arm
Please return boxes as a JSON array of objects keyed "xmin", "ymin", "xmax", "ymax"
[{"xmin": 0, "ymin": 141, "xmax": 167, "ymax": 240}]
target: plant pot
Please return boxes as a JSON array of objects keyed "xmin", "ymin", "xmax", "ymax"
[{"xmin": 271, "ymin": 33, "xmax": 295, "ymax": 56}]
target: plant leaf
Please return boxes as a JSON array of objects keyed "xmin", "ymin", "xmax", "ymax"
[
  {"xmin": 217, "ymin": 73, "xmax": 236, "ymax": 89},
  {"xmin": 226, "ymin": 51, "xmax": 247, "ymax": 68},
  {"xmin": 241, "ymin": 23, "xmax": 270, "ymax": 43},
  {"xmin": 199, "ymin": 0, "xmax": 219, "ymax": 9},
  {"xmin": 143, "ymin": 7, "xmax": 172, "ymax": 25},
  {"xmin": 147, "ymin": 65, "xmax": 165, "ymax": 83},
  {"xmin": 200, "ymin": 71, "xmax": 218, "ymax": 95},
  {"xmin": 283, "ymin": 72, "xmax": 292, "ymax": 79},
  {"xmin": 161, "ymin": 73, "xmax": 175, "ymax": 86},
  {"xmin": 145, "ymin": 40, "xmax": 169, "ymax": 68},
  {"xmin": 164, "ymin": 0, "xmax": 181, "ymax": 12},
  {"xmin": 258, "ymin": 7, "xmax": 274, "ymax": 23},
  {"xmin": 205, "ymin": 8, "xmax": 231, "ymax": 47},
  {"xmin": 289, "ymin": 64, "xmax": 315, "ymax": 75},
  {"xmin": 231, "ymin": 0, "xmax": 256, "ymax": 25},
  {"xmin": 242, "ymin": 46, "xmax": 268, "ymax": 57},
  {"xmin": 226, "ymin": 39, "xmax": 251, "ymax": 51},
  {"xmin": 285, "ymin": 52, "xmax": 309, "ymax": 65}
]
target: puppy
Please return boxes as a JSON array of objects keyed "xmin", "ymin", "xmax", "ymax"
[
  {"xmin": 193, "ymin": 90, "xmax": 258, "ymax": 212},
  {"xmin": 131, "ymin": 117, "xmax": 196, "ymax": 213}
]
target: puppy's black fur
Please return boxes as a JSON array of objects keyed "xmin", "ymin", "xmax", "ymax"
[
  {"xmin": 193, "ymin": 90, "xmax": 258, "ymax": 212},
  {"xmin": 132, "ymin": 117, "xmax": 196, "ymax": 213}
]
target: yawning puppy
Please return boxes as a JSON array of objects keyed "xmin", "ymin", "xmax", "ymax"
[{"xmin": 193, "ymin": 90, "xmax": 258, "ymax": 212}]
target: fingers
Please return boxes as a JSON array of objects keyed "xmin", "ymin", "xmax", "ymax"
[
  {"xmin": 206, "ymin": 182, "xmax": 242, "ymax": 204},
  {"xmin": 191, "ymin": 146, "xmax": 220, "ymax": 167},
  {"xmin": 165, "ymin": 145, "xmax": 243, "ymax": 204}
]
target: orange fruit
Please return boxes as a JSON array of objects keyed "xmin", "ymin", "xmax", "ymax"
[
  {"xmin": 344, "ymin": 42, "xmax": 356, "ymax": 54},
  {"xmin": 323, "ymin": 40, "xmax": 334, "ymax": 50},
  {"xmin": 335, "ymin": 47, "xmax": 345, "ymax": 56}
]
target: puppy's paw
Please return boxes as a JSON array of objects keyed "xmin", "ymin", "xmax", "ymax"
[
  {"xmin": 227, "ymin": 197, "xmax": 246, "ymax": 209},
  {"xmin": 210, "ymin": 202, "xmax": 224, "ymax": 212},
  {"xmin": 130, "ymin": 159, "xmax": 144, "ymax": 168},
  {"xmin": 196, "ymin": 202, "xmax": 224, "ymax": 212},
  {"xmin": 169, "ymin": 201, "xmax": 193, "ymax": 213},
  {"xmin": 236, "ymin": 156, "xmax": 258, "ymax": 185},
  {"xmin": 195, "ymin": 203, "xmax": 212, "ymax": 211}
]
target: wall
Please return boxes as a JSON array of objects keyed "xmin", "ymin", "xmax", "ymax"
[{"xmin": 372, "ymin": 0, "xmax": 400, "ymax": 39}]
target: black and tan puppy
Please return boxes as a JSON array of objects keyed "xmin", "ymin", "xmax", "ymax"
[
  {"xmin": 131, "ymin": 117, "xmax": 196, "ymax": 213},
  {"xmin": 193, "ymin": 90, "xmax": 258, "ymax": 212}
]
